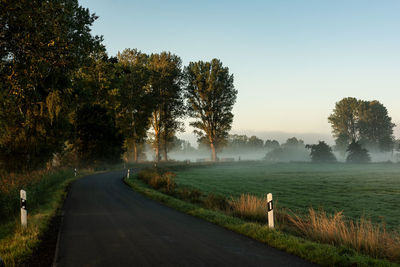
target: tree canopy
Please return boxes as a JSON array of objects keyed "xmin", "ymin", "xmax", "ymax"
[
  {"xmin": 184, "ymin": 59, "xmax": 237, "ymax": 161},
  {"xmin": 328, "ymin": 97, "xmax": 395, "ymax": 154}
]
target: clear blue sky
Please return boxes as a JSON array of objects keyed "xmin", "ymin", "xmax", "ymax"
[{"xmin": 80, "ymin": 0, "xmax": 400, "ymax": 143}]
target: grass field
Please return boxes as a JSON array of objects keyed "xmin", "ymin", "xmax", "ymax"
[{"xmin": 171, "ymin": 162, "xmax": 400, "ymax": 229}]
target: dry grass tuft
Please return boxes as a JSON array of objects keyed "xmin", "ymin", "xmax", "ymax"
[
  {"xmin": 288, "ymin": 208, "xmax": 400, "ymax": 262},
  {"xmin": 138, "ymin": 169, "xmax": 176, "ymax": 193},
  {"xmin": 229, "ymin": 194, "xmax": 268, "ymax": 222}
]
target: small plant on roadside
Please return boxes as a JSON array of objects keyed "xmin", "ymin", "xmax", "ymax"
[
  {"xmin": 176, "ymin": 187, "xmax": 202, "ymax": 203},
  {"xmin": 204, "ymin": 193, "xmax": 230, "ymax": 211}
]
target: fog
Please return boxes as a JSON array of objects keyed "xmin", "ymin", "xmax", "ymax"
[{"xmin": 142, "ymin": 135, "xmax": 400, "ymax": 164}]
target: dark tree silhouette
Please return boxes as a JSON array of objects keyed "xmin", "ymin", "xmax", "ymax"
[
  {"xmin": 346, "ymin": 140, "xmax": 371, "ymax": 163},
  {"xmin": 306, "ymin": 141, "xmax": 336, "ymax": 163}
]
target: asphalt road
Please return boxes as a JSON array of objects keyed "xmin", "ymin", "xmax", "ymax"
[{"xmin": 55, "ymin": 171, "xmax": 317, "ymax": 267}]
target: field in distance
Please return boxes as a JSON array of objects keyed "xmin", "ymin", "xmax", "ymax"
[{"xmin": 172, "ymin": 162, "xmax": 400, "ymax": 229}]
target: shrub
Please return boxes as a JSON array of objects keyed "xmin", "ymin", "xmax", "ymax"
[
  {"xmin": 204, "ymin": 193, "xmax": 230, "ymax": 211},
  {"xmin": 176, "ymin": 187, "xmax": 202, "ymax": 203}
]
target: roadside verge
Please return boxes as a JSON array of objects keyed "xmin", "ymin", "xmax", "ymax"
[{"xmin": 124, "ymin": 174, "xmax": 396, "ymax": 267}]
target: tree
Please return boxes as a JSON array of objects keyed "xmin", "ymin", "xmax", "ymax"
[
  {"xmin": 306, "ymin": 141, "xmax": 336, "ymax": 163},
  {"xmin": 75, "ymin": 104, "xmax": 123, "ymax": 165},
  {"xmin": 357, "ymin": 100, "xmax": 395, "ymax": 152},
  {"xmin": 248, "ymin": 136, "xmax": 264, "ymax": 149},
  {"xmin": 328, "ymin": 98, "xmax": 394, "ymax": 153},
  {"xmin": 328, "ymin": 97, "xmax": 359, "ymax": 154},
  {"xmin": 265, "ymin": 137, "xmax": 309, "ymax": 162},
  {"xmin": 115, "ymin": 49, "xmax": 152, "ymax": 163},
  {"xmin": 184, "ymin": 59, "xmax": 237, "ymax": 162},
  {"xmin": 148, "ymin": 52, "xmax": 184, "ymax": 162},
  {"xmin": 265, "ymin": 140, "xmax": 280, "ymax": 151},
  {"xmin": 346, "ymin": 140, "xmax": 370, "ymax": 163},
  {"xmin": 0, "ymin": 0, "xmax": 102, "ymax": 171}
]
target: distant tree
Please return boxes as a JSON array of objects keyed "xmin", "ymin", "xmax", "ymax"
[
  {"xmin": 357, "ymin": 100, "xmax": 395, "ymax": 152},
  {"xmin": 148, "ymin": 52, "xmax": 184, "ymax": 162},
  {"xmin": 282, "ymin": 137, "xmax": 305, "ymax": 149},
  {"xmin": 264, "ymin": 137, "xmax": 309, "ymax": 162},
  {"xmin": 346, "ymin": 140, "xmax": 371, "ymax": 163},
  {"xmin": 264, "ymin": 140, "xmax": 280, "ymax": 151},
  {"xmin": 228, "ymin": 135, "xmax": 248, "ymax": 150},
  {"xmin": 184, "ymin": 59, "xmax": 237, "ymax": 162},
  {"xmin": 306, "ymin": 141, "xmax": 336, "ymax": 163},
  {"xmin": 328, "ymin": 97, "xmax": 360, "ymax": 154},
  {"xmin": 248, "ymin": 136, "xmax": 264, "ymax": 149},
  {"xmin": 328, "ymin": 97, "xmax": 395, "ymax": 154}
]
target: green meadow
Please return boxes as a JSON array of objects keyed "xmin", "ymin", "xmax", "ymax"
[{"xmin": 171, "ymin": 162, "xmax": 400, "ymax": 229}]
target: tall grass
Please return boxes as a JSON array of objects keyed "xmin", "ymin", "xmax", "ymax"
[
  {"xmin": 288, "ymin": 208, "xmax": 400, "ymax": 262},
  {"xmin": 0, "ymin": 169, "xmax": 74, "ymax": 222},
  {"xmin": 229, "ymin": 194, "xmax": 268, "ymax": 222}
]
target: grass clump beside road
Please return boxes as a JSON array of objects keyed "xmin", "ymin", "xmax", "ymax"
[
  {"xmin": 0, "ymin": 169, "xmax": 90, "ymax": 266},
  {"xmin": 128, "ymin": 167, "xmax": 397, "ymax": 266}
]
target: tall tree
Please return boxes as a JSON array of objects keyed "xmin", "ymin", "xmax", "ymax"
[
  {"xmin": 357, "ymin": 100, "xmax": 395, "ymax": 152},
  {"xmin": 0, "ymin": 0, "xmax": 102, "ymax": 171},
  {"xmin": 184, "ymin": 59, "xmax": 237, "ymax": 161},
  {"xmin": 116, "ymin": 49, "xmax": 152, "ymax": 163},
  {"xmin": 328, "ymin": 97, "xmax": 360, "ymax": 154},
  {"xmin": 148, "ymin": 52, "xmax": 184, "ymax": 162},
  {"xmin": 328, "ymin": 97, "xmax": 395, "ymax": 153}
]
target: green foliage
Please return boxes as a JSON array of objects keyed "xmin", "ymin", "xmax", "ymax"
[
  {"xmin": 0, "ymin": 0, "xmax": 102, "ymax": 171},
  {"xmin": 115, "ymin": 49, "xmax": 153, "ymax": 162},
  {"xmin": 328, "ymin": 98, "xmax": 395, "ymax": 153},
  {"xmin": 184, "ymin": 59, "xmax": 237, "ymax": 161},
  {"xmin": 75, "ymin": 104, "xmax": 123, "ymax": 166},
  {"xmin": 306, "ymin": 141, "xmax": 336, "ymax": 163},
  {"xmin": 148, "ymin": 52, "xmax": 184, "ymax": 162},
  {"xmin": 346, "ymin": 141, "xmax": 371, "ymax": 164}
]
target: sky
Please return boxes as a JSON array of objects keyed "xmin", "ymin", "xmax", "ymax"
[{"xmin": 80, "ymin": 0, "xmax": 400, "ymax": 144}]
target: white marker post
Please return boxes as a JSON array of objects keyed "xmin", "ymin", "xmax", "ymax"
[
  {"xmin": 20, "ymin": 190, "xmax": 27, "ymax": 227},
  {"xmin": 74, "ymin": 168, "xmax": 77, "ymax": 177},
  {"xmin": 267, "ymin": 193, "xmax": 274, "ymax": 229},
  {"xmin": 127, "ymin": 169, "xmax": 130, "ymax": 179}
]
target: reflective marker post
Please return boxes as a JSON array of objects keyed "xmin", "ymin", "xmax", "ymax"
[
  {"xmin": 74, "ymin": 168, "xmax": 77, "ymax": 177},
  {"xmin": 267, "ymin": 193, "xmax": 274, "ymax": 229},
  {"xmin": 20, "ymin": 190, "xmax": 27, "ymax": 227},
  {"xmin": 127, "ymin": 169, "xmax": 130, "ymax": 179}
]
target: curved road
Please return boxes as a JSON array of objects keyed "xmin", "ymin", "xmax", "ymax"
[{"xmin": 55, "ymin": 171, "xmax": 316, "ymax": 267}]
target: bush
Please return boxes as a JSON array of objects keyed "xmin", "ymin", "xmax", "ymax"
[
  {"xmin": 176, "ymin": 187, "xmax": 202, "ymax": 203},
  {"xmin": 204, "ymin": 193, "xmax": 230, "ymax": 211},
  {"xmin": 138, "ymin": 169, "xmax": 176, "ymax": 194}
]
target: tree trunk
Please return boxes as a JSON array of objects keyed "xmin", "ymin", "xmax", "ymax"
[
  {"xmin": 162, "ymin": 131, "xmax": 168, "ymax": 161},
  {"xmin": 133, "ymin": 142, "xmax": 138, "ymax": 163},
  {"xmin": 163, "ymin": 145, "xmax": 168, "ymax": 161},
  {"xmin": 210, "ymin": 142, "xmax": 217, "ymax": 162},
  {"xmin": 155, "ymin": 133, "xmax": 161, "ymax": 162}
]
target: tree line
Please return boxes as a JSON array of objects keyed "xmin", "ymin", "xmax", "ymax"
[{"xmin": 0, "ymin": 0, "xmax": 237, "ymax": 172}]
